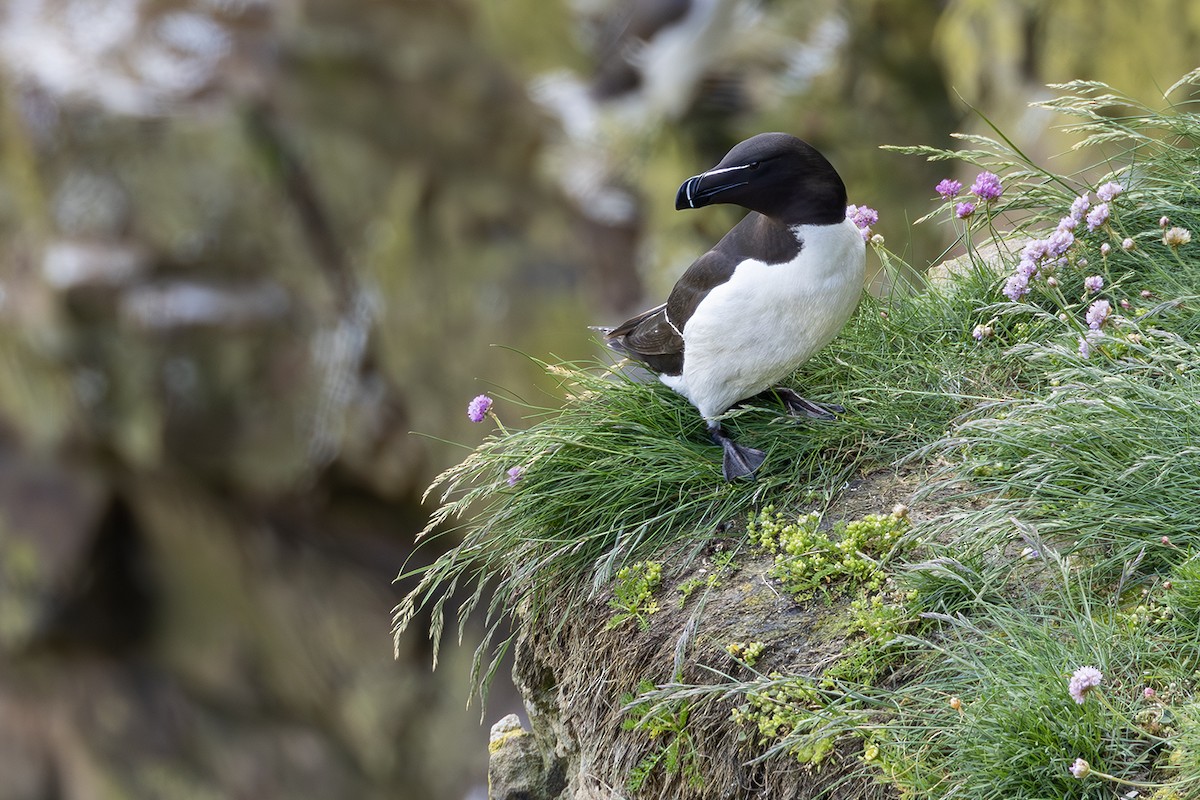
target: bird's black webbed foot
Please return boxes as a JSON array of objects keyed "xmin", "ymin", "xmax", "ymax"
[
  {"xmin": 767, "ymin": 387, "xmax": 844, "ymax": 420},
  {"xmin": 708, "ymin": 423, "xmax": 766, "ymax": 481}
]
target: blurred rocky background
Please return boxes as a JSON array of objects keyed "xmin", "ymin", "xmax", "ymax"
[{"xmin": 0, "ymin": 1, "xmax": 1194, "ymax": 798}]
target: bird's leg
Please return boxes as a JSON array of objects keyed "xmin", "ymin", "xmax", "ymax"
[
  {"xmin": 765, "ymin": 387, "xmax": 844, "ymax": 420},
  {"xmin": 708, "ymin": 422, "xmax": 766, "ymax": 481}
]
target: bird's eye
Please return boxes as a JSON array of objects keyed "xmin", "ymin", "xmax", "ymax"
[{"xmin": 747, "ymin": 161, "xmax": 760, "ymax": 171}]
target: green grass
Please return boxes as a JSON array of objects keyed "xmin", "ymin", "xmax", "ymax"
[
  {"xmin": 848, "ymin": 77, "xmax": 1200, "ymax": 799},
  {"xmin": 396, "ymin": 72, "xmax": 1200, "ymax": 798},
  {"xmin": 392, "ymin": 273, "xmax": 1011, "ymax": 694},
  {"xmin": 881, "ymin": 583, "xmax": 1173, "ymax": 799}
]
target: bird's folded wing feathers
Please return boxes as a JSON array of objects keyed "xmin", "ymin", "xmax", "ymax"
[
  {"xmin": 596, "ymin": 239, "xmax": 740, "ymax": 371},
  {"xmin": 617, "ymin": 309, "xmax": 684, "ymax": 356},
  {"xmin": 597, "ymin": 302, "xmax": 680, "ymax": 354},
  {"xmin": 665, "ymin": 246, "xmax": 740, "ymax": 329}
]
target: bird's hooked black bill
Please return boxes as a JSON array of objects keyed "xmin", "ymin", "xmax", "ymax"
[{"xmin": 675, "ymin": 164, "xmax": 754, "ymax": 210}]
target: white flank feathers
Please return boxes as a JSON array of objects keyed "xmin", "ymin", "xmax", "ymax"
[{"xmin": 660, "ymin": 217, "xmax": 865, "ymax": 419}]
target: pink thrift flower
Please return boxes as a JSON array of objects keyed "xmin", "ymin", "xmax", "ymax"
[
  {"xmin": 955, "ymin": 201, "xmax": 976, "ymax": 219},
  {"xmin": 1096, "ymin": 181, "xmax": 1123, "ymax": 202},
  {"xmin": 467, "ymin": 394, "xmax": 493, "ymax": 423},
  {"xmin": 935, "ymin": 178, "xmax": 962, "ymax": 199},
  {"xmin": 1144, "ymin": 687, "xmax": 1156, "ymax": 699},
  {"xmin": 1046, "ymin": 229, "xmax": 1075, "ymax": 258},
  {"xmin": 1022, "ymin": 239, "xmax": 1050, "ymax": 263},
  {"xmin": 1070, "ymin": 193, "xmax": 1091, "ymax": 221},
  {"xmin": 1083, "ymin": 275, "xmax": 1104, "ymax": 293},
  {"xmin": 847, "ymin": 204, "xmax": 879, "ymax": 228},
  {"xmin": 506, "ymin": 466, "xmax": 525, "ymax": 486},
  {"xmin": 1086, "ymin": 299, "xmax": 1111, "ymax": 330},
  {"xmin": 847, "ymin": 204, "xmax": 879, "ymax": 240},
  {"xmin": 1086, "ymin": 203, "xmax": 1110, "ymax": 232},
  {"xmin": 1002, "ymin": 272, "xmax": 1029, "ymax": 301},
  {"xmin": 1121, "ymin": 237, "xmax": 1135, "ymax": 251},
  {"xmin": 1100, "ymin": 242, "xmax": 1111, "ymax": 256},
  {"xmin": 1078, "ymin": 337, "xmax": 1091, "ymax": 359},
  {"xmin": 1069, "ymin": 758, "xmax": 1091, "ymax": 779},
  {"xmin": 971, "ymin": 171, "xmax": 1003, "ymax": 201},
  {"xmin": 1163, "ymin": 227, "xmax": 1192, "ymax": 248},
  {"xmin": 1068, "ymin": 666, "xmax": 1103, "ymax": 704}
]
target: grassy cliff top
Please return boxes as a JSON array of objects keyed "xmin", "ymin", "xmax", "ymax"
[{"xmin": 397, "ymin": 74, "xmax": 1200, "ymax": 800}]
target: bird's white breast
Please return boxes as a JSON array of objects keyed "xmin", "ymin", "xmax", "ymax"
[{"xmin": 661, "ymin": 217, "xmax": 865, "ymax": 419}]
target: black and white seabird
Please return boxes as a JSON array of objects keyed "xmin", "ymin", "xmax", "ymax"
[{"xmin": 598, "ymin": 132, "xmax": 866, "ymax": 480}]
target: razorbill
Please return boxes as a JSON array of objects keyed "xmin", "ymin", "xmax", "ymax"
[{"xmin": 597, "ymin": 132, "xmax": 866, "ymax": 480}]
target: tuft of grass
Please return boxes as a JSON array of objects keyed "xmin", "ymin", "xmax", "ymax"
[
  {"xmin": 849, "ymin": 74, "xmax": 1200, "ymax": 799},
  {"xmin": 877, "ymin": 559, "xmax": 1200, "ymax": 799},
  {"xmin": 925, "ymin": 344, "xmax": 1200, "ymax": 583},
  {"xmin": 621, "ymin": 679, "xmax": 706, "ymax": 793}
]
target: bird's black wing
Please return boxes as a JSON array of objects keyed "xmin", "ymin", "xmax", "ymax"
[
  {"xmin": 592, "ymin": 0, "xmax": 693, "ymax": 99},
  {"xmin": 664, "ymin": 213, "xmax": 792, "ymax": 324},
  {"xmin": 664, "ymin": 245, "xmax": 740, "ymax": 330},
  {"xmin": 599, "ymin": 244, "xmax": 740, "ymax": 376},
  {"xmin": 599, "ymin": 302, "xmax": 684, "ymax": 375}
]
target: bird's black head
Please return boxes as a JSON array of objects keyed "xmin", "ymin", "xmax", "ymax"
[{"xmin": 675, "ymin": 133, "xmax": 847, "ymax": 225}]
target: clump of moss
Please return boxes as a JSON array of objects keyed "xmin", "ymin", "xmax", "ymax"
[
  {"xmin": 607, "ymin": 560, "xmax": 663, "ymax": 630},
  {"xmin": 676, "ymin": 574, "xmax": 716, "ymax": 608},
  {"xmin": 846, "ymin": 585, "xmax": 919, "ymax": 643},
  {"xmin": 747, "ymin": 505, "xmax": 912, "ymax": 599},
  {"xmin": 725, "ymin": 640, "xmax": 766, "ymax": 666},
  {"xmin": 731, "ymin": 675, "xmax": 833, "ymax": 764},
  {"xmin": 823, "ymin": 581, "xmax": 922, "ymax": 686}
]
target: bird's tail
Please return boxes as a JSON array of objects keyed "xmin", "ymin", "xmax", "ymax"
[{"xmin": 587, "ymin": 325, "xmax": 630, "ymax": 356}]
